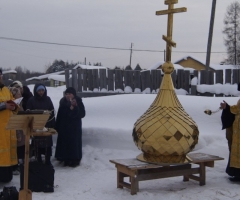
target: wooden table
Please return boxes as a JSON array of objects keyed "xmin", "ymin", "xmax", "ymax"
[{"xmin": 110, "ymin": 153, "xmax": 224, "ymax": 195}]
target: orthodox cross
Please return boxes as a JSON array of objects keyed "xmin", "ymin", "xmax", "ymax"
[{"xmin": 156, "ymin": 0, "xmax": 187, "ymax": 62}]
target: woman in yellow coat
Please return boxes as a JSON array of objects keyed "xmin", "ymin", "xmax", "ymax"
[{"xmin": 0, "ymin": 69, "xmax": 18, "ymax": 182}]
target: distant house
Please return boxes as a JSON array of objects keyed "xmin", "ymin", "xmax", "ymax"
[
  {"xmin": 2, "ymin": 70, "xmax": 17, "ymax": 81},
  {"xmin": 73, "ymin": 64, "xmax": 108, "ymax": 70},
  {"xmin": 149, "ymin": 61, "xmax": 195, "ymax": 73},
  {"xmin": 26, "ymin": 71, "xmax": 65, "ymax": 87},
  {"xmin": 174, "ymin": 56, "xmax": 237, "ymax": 71}
]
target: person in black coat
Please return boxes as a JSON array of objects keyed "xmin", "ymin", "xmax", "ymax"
[
  {"xmin": 22, "ymin": 85, "xmax": 33, "ymax": 111},
  {"xmin": 26, "ymin": 83, "xmax": 55, "ymax": 165},
  {"xmin": 55, "ymin": 87, "xmax": 85, "ymax": 167}
]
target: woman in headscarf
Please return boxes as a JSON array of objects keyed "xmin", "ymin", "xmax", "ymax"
[
  {"xmin": 26, "ymin": 83, "xmax": 55, "ymax": 165},
  {"xmin": 55, "ymin": 87, "xmax": 85, "ymax": 167}
]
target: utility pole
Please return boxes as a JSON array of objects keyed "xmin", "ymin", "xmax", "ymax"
[
  {"xmin": 205, "ymin": 0, "xmax": 217, "ymax": 71},
  {"xmin": 129, "ymin": 43, "xmax": 133, "ymax": 68}
]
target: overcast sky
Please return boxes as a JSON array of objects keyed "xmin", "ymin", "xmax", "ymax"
[{"xmin": 0, "ymin": 0, "xmax": 235, "ymax": 72}]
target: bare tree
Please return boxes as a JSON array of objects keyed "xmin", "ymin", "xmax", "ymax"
[{"xmin": 223, "ymin": 1, "xmax": 240, "ymax": 65}]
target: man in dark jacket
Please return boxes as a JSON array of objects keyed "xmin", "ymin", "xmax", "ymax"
[
  {"xmin": 26, "ymin": 83, "xmax": 55, "ymax": 165},
  {"xmin": 55, "ymin": 87, "xmax": 85, "ymax": 167}
]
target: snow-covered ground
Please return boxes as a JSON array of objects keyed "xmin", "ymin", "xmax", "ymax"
[{"xmin": 1, "ymin": 85, "xmax": 240, "ymax": 200}]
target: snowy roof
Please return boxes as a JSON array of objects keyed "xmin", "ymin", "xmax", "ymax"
[
  {"xmin": 174, "ymin": 55, "xmax": 206, "ymax": 66},
  {"xmin": 26, "ymin": 71, "xmax": 65, "ymax": 81},
  {"xmin": 2, "ymin": 70, "xmax": 17, "ymax": 74},
  {"xmin": 73, "ymin": 64, "xmax": 108, "ymax": 70},
  {"xmin": 209, "ymin": 64, "xmax": 237, "ymax": 70},
  {"xmin": 48, "ymin": 75, "xmax": 65, "ymax": 82},
  {"xmin": 174, "ymin": 55, "xmax": 240, "ymax": 71},
  {"xmin": 148, "ymin": 61, "xmax": 194, "ymax": 72}
]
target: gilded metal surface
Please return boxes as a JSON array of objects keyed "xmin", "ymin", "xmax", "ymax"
[
  {"xmin": 132, "ymin": 1, "xmax": 199, "ymax": 164},
  {"xmin": 133, "ymin": 62, "xmax": 199, "ymax": 163}
]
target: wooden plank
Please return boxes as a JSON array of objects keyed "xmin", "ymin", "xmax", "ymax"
[
  {"xmin": 118, "ymin": 181, "xmax": 131, "ymax": 189},
  {"xmin": 87, "ymin": 69, "xmax": 93, "ymax": 91},
  {"xmin": 65, "ymin": 69, "xmax": 70, "ymax": 88},
  {"xmin": 72, "ymin": 69, "xmax": 78, "ymax": 91},
  {"xmin": 183, "ymin": 70, "xmax": 190, "ymax": 93},
  {"xmin": 171, "ymin": 70, "xmax": 176, "ymax": 88},
  {"xmin": 115, "ymin": 70, "xmax": 124, "ymax": 90},
  {"xmin": 77, "ymin": 68, "xmax": 83, "ymax": 92},
  {"xmin": 116, "ymin": 165, "xmax": 136, "ymax": 177},
  {"xmin": 92, "ymin": 69, "xmax": 99, "ymax": 91},
  {"xmin": 215, "ymin": 70, "xmax": 223, "ymax": 84},
  {"xmin": 82, "ymin": 69, "xmax": 88, "ymax": 91},
  {"xmin": 133, "ymin": 70, "xmax": 141, "ymax": 92},
  {"xmin": 207, "ymin": 71, "xmax": 214, "ymax": 85},
  {"xmin": 225, "ymin": 69, "xmax": 231, "ymax": 84},
  {"xmin": 176, "ymin": 69, "xmax": 184, "ymax": 89},
  {"xmin": 108, "ymin": 69, "xmax": 114, "ymax": 91},
  {"xmin": 99, "ymin": 69, "xmax": 107, "ymax": 91},
  {"xmin": 188, "ymin": 153, "xmax": 224, "ymax": 163},
  {"xmin": 200, "ymin": 70, "xmax": 207, "ymax": 84},
  {"xmin": 199, "ymin": 163, "xmax": 205, "ymax": 185},
  {"xmin": 117, "ymin": 171, "xmax": 125, "ymax": 189},
  {"xmin": 151, "ymin": 69, "xmax": 162, "ymax": 91},
  {"xmin": 232, "ymin": 69, "xmax": 240, "ymax": 84},
  {"xmin": 137, "ymin": 168, "xmax": 199, "ymax": 181},
  {"xmin": 124, "ymin": 70, "xmax": 134, "ymax": 92},
  {"xmin": 141, "ymin": 70, "xmax": 151, "ymax": 92}
]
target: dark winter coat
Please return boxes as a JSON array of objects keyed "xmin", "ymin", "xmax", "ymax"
[
  {"xmin": 22, "ymin": 85, "xmax": 33, "ymax": 111},
  {"xmin": 221, "ymin": 104, "xmax": 235, "ymax": 130},
  {"xmin": 26, "ymin": 83, "xmax": 55, "ymax": 148},
  {"xmin": 55, "ymin": 95, "xmax": 85, "ymax": 161}
]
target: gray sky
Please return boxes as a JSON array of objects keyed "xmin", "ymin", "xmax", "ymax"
[{"xmin": 0, "ymin": 0, "xmax": 235, "ymax": 72}]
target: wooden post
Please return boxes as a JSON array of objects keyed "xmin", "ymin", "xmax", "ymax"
[
  {"xmin": 133, "ymin": 70, "xmax": 141, "ymax": 92},
  {"xmin": 99, "ymin": 69, "xmax": 107, "ymax": 91},
  {"xmin": 77, "ymin": 68, "xmax": 83, "ymax": 92},
  {"xmin": 92, "ymin": 69, "xmax": 99, "ymax": 91},
  {"xmin": 72, "ymin": 69, "xmax": 78, "ymax": 91},
  {"xmin": 124, "ymin": 70, "xmax": 134, "ymax": 92},
  {"xmin": 108, "ymin": 69, "xmax": 114, "ymax": 91},
  {"xmin": 65, "ymin": 69, "xmax": 70, "ymax": 88}
]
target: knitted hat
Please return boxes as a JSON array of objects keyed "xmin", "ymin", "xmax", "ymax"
[
  {"xmin": 10, "ymin": 80, "xmax": 23, "ymax": 88},
  {"xmin": 36, "ymin": 85, "xmax": 45, "ymax": 92},
  {"xmin": 65, "ymin": 87, "xmax": 76, "ymax": 96}
]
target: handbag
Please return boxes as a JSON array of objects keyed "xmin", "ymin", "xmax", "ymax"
[{"xmin": 0, "ymin": 186, "xmax": 19, "ymax": 200}]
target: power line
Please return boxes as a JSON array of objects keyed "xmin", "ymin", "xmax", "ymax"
[{"xmin": 0, "ymin": 36, "xmax": 227, "ymax": 54}]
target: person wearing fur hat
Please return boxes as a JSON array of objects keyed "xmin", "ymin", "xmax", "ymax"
[
  {"xmin": 9, "ymin": 80, "xmax": 23, "ymax": 94},
  {"xmin": 26, "ymin": 83, "xmax": 56, "ymax": 165},
  {"xmin": 55, "ymin": 87, "xmax": 85, "ymax": 167},
  {"xmin": 0, "ymin": 69, "xmax": 18, "ymax": 182}
]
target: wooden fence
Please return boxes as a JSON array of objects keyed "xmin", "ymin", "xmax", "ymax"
[{"xmin": 65, "ymin": 68, "xmax": 240, "ymax": 97}]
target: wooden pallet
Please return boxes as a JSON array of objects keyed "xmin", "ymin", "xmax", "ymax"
[{"xmin": 110, "ymin": 153, "xmax": 224, "ymax": 195}]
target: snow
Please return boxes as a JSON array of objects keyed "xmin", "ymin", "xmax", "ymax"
[{"xmin": 1, "ymin": 85, "xmax": 240, "ymax": 200}]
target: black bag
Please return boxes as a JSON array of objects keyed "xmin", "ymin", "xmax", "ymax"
[
  {"xmin": 0, "ymin": 167, "xmax": 12, "ymax": 183},
  {"xmin": 0, "ymin": 186, "xmax": 18, "ymax": 200},
  {"xmin": 20, "ymin": 162, "xmax": 55, "ymax": 193}
]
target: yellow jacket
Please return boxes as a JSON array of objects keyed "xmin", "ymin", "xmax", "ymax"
[
  {"xmin": 0, "ymin": 86, "xmax": 17, "ymax": 166},
  {"xmin": 230, "ymin": 100, "xmax": 240, "ymax": 168}
]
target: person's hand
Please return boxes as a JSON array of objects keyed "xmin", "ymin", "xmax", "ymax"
[
  {"xmin": 5, "ymin": 102, "xmax": 16, "ymax": 111},
  {"xmin": 71, "ymin": 99, "xmax": 77, "ymax": 107},
  {"xmin": 70, "ymin": 98, "xmax": 77, "ymax": 110},
  {"xmin": 220, "ymin": 100, "xmax": 226, "ymax": 109}
]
